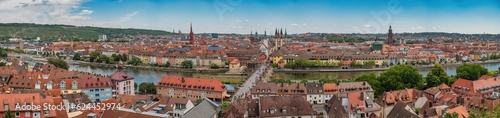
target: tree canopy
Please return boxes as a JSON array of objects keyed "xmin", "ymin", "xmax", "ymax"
[
  {"xmin": 3, "ymin": 109, "xmax": 14, "ymax": 118},
  {"xmin": 181, "ymin": 60, "xmax": 194, "ymax": 68},
  {"xmin": 138, "ymin": 82, "xmax": 156, "ymax": 94},
  {"xmin": 455, "ymin": 64, "xmax": 488, "ymax": 80},
  {"xmin": 354, "ymin": 65, "xmax": 424, "ymax": 97},
  {"xmin": 48, "ymin": 59, "xmax": 69, "ymax": 70},
  {"xmin": 354, "ymin": 72, "xmax": 381, "ymax": 96},
  {"xmin": 73, "ymin": 53, "xmax": 81, "ymax": 60},
  {"xmin": 0, "ymin": 48, "xmax": 8, "ymax": 58},
  {"xmin": 127, "ymin": 56, "xmax": 142, "ymax": 66},
  {"xmin": 425, "ymin": 64, "xmax": 451, "ymax": 89}
]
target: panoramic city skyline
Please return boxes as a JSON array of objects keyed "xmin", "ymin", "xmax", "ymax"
[{"xmin": 0, "ymin": 0, "xmax": 499, "ymax": 34}]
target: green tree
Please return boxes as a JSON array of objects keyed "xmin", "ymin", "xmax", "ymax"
[
  {"xmin": 443, "ymin": 112, "xmax": 458, "ymax": 118},
  {"xmin": 425, "ymin": 64, "xmax": 451, "ymax": 89},
  {"xmin": 122, "ymin": 54, "xmax": 128, "ymax": 61},
  {"xmin": 134, "ymin": 82, "xmax": 138, "ymax": 90},
  {"xmin": 181, "ymin": 60, "xmax": 194, "ymax": 68},
  {"xmin": 73, "ymin": 53, "xmax": 81, "ymax": 60},
  {"xmin": 354, "ymin": 72, "xmax": 381, "ymax": 96},
  {"xmin": 127, "ymin": 56, "xmax": 142, "ymax": 66},
  {"xmin": 0, "ymin": 48, "xmax": 8, "ymax": 58},
  {"xmin": 300, "ymin": 79, "xmax": 308, "ymax": 84},
  {"xmin": 221, "ymin": 101, "xmax": 231, "ymax": 110},
  {"xmin": 107, "ymin": 57, "xmax": 115, "ymax": 64},
  {"xmin": 210, "ymin": 63, "xmax": 219, "ymax": 69},
  {"xmin": 487, "ymin": 71, "xmax": 499, "ymax": 76},
  {"xmin": 381, "ymin": 61, "xmax": 388, "ymax": 67},
  {"xmin": 0, "ymin": 62, "xmax": 6, "ymax": 67},
  {"xmin": 456, "ymin": 64, "xmax": 488, "ymax": 80},
  {"xmin": 3, "ymin": 109, "xmax": 14, "ymax": 118},
  {"xmin": 138, "ymin": 82, "xmax": 156, "ymax": 94},
  {"xmin": 111, "ymin": 54, "xmax": 117, "ymax": 60},
  {"xmin": 195, "ymin": 98, "xmax": 204, "ymax": 105},
  {"xmin": 271, "ymin": 63, "xmax": 279, "ymax": 68},
  {"xmin": 48, "ymin": 59, "xmax": 69, "ymax": 70},
  {"xmin": 89, "ymin": 52, "xmax": 101, "ymax": 62},
  {"xmin": 165, "ymin": 61, "xmax": 171, "ymax": 67},
  {"xmin": 97, "ymin": 54, "xmax": 108, "ymax": 63},
  {"xmin": 270, "ymin": 79, "xmax": 292, "ymax": 83},
  {"xmin": 414, "ymin": 108, "xmax": 421, "ymax": 115},
  {"xmin": 378, "ymin": 65, "xmax": 424, "ymax": 92},
  {"xmin": 318, "ymin": 78, "xmax": 338, "ymax": 83}
]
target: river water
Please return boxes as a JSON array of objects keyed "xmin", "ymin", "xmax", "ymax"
[{"xmin": 69, "ymin": 63, "xmax": 500, "ymax": 83}]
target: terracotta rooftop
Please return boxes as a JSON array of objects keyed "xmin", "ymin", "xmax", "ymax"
[
  {"xmin": 248, "ymin": 96, "xmax": 316, "ymax": 117},
  {"xmin": 110, "ymin": 71, "xmax": 134, "ymax": 81},
  {"xmin": 157, "ymin": 76, "xmax": 226, "ymax": 92}
]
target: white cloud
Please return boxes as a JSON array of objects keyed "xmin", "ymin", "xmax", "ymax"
[
  {"xmin": 236, "ymin": 19, "xmax": 242, "ymax": 22},
  {"xmin": 0, "ymin": 0, "xmax": 92, "ymax": 24},
  {"xmin": 432, "ymin": 26, "xmax": 443, "ymax": 30},
  {"xmin": 144, "ymin": 24, "xmax": 149, "ymax": 26},
  {"xmin": 79, "ymin": 9, "xmax": 93, "ymax": 15},
  {"xmin": 410, "ymin": 26, "xmax": 425, "ymax": 32},
  {"xmin": 363, "ymin": 24, "xmax": 371, "ymax": 27},
  {"xmin": 291, "ymin": 23, "xmax": 307, "ymax": 28},
  {"xmin": 117, "ymin": 11, "xmax": 138, "ymax": 23},
  {"xmin": 230, "ymin": 25, "xmax": 243, "ymax": 29},
  {"xmin": 245, "ymin": 19, "xmax": 248, "ymax": 22},
  {"xmin": 90, "ymin": 11, "xmax": 139, "ymax": 27}
]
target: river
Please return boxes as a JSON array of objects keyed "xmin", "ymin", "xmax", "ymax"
[{"xmin": 69, "ymin": 63, "xmax": 500, "ymax": 83}]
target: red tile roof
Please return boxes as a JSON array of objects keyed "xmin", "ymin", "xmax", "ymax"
[
  {"xmin": 110, "ymin": 71, "xmax": 134, "ymax": 81},
  {"xmin": 157, "ymin": 76, "xmax": 226, "ymax": 92}
]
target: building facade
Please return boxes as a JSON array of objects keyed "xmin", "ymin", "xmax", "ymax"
[
  {"xmin": 111, "ymin": 71, "xmax": 135, "ymax": 97},
  {"xmin": 156, "ymin": 76, "xmax": 227, "ymax": 102}
]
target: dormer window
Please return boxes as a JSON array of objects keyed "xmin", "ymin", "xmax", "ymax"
[
  {"xmin": 59, "ymin": 81, "xmax": 66, "ymax": 89},
  {"xmin": 257, "ymin": 89, "xmax": 260, "ymax": 92},
  {"xmin": 71, "ymin": 81, "xmax": 78, "ymax": 89},
  {"xmin": 270, "ymin": 109, "xmax": 275, "ymax": 114}
]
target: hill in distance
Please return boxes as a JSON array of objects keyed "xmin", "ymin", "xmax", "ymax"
[{"xmin": 0, "ymin": 23, "xmax": 172, "ymax": 41}]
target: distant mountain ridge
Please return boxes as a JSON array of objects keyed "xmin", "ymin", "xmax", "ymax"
[{"xmin": 0, "ymin": 23, "xmax": 171, "ymax": 41}]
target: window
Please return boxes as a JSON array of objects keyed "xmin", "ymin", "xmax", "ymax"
[
  {"xmin": 15, "ymin": 112, "xmax": 20, "ymax": 117},
  {"xmin": 90, "ymin": 89, "xmax": 94, "ymax": 92},
  {"xmin": 25, "ymin": 111, "xmax": 30, "ymax": 117},
  {"xmin": 72, "ymin": 81, "xmax": 78, "ymax": 89},
  {"xmin": 95, "ymin": 94, "xmax": 100, "ymax": 97},
  {"xmin": 95, "ymin": 89, "xmax": 99, "ymax": 92},
  {"xmin": 4, "ymin": 104, "xmax": 8, "ymax": 110},
  {"xmin": 44, "ymin": 110, "xmax": 49, "ymax": 114},
  {"xmin": 60, "ymin": 81, "xmax": 66, "ymax": 89},
  {"xmin": 101, "ymin": 89, "xmax": 104, "ymax": 91}
]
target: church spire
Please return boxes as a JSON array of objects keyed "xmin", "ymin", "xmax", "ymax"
[
  {"xmin": 264, "ymin": 30, "xmax": 267, "ymax": 37},
  {"xmin": 285, "ymin": 29, "xmax": 287, "ymax": 38},
  {"xmin": 189, "ymin": 22, "xmax": 195, "ymax": 44}
]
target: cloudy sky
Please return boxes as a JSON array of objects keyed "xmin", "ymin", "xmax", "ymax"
[{"xmin": 1, "ymin": 0, "xmax": 499, "ymax": 34}]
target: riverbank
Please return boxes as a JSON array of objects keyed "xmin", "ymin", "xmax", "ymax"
[
  {"xmin": 274, "ymin": 60, "xmax": 500, "ymax": 72},
  {"xmin": 78, "ymin": 61, "xmax": 229, "ymax": 73}
]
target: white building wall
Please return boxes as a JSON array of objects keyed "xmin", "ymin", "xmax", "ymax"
[{"xmin": 307, "ymin": 94, "xmax": 325, "ymax": 104}]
